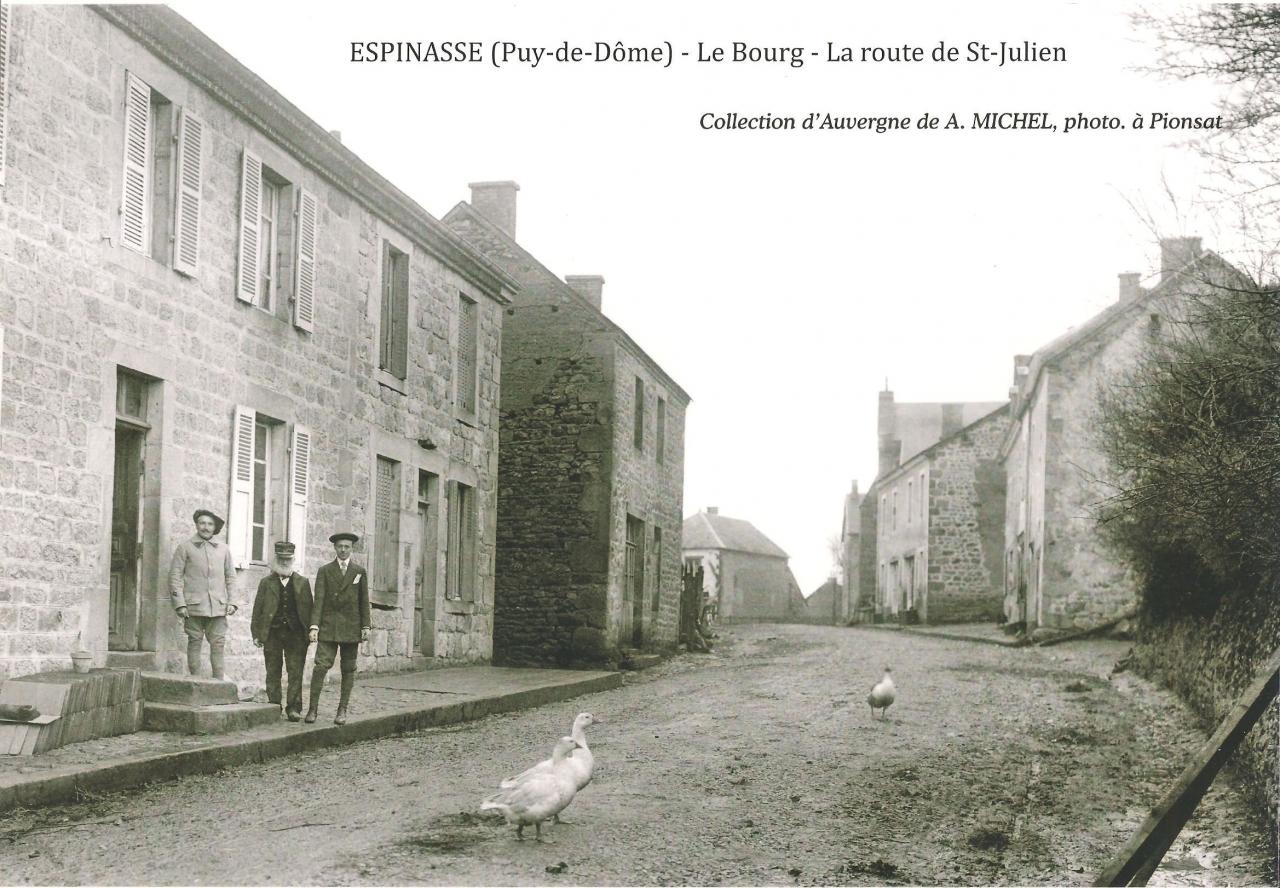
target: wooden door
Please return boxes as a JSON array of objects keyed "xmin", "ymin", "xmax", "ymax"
[
  {"xmin": 415, "ymin": 471, "xmax": 438, "ymax": 656},
  {"xmin": 109, "ymin": 426, "xmax": 144, "ymax": 650}
]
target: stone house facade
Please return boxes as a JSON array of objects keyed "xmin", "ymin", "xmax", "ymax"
[
  {"xmin": 857, "ymin": 390, "xmax": 1005, "ymax": 624},
  {"xmin": 0, "ymin": 6, "xmax": 515, "ymax": 687},
  {"xmin": 442, "ymin": 184, "xmax": 689, "ymax": 667},
  {"xmin": 1001, "ymin": 238, "xmax": 1242, "ymax": 633},
  {"xmin": 683, "ymin": 508, "xmax": 803, "ymax": 623}
]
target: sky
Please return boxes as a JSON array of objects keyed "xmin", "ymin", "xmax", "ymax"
[{"xmin": 168, "ymin": 1, "xmax": 1234, "ymax": 595}]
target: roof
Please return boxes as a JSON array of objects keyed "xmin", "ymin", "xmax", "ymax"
[
  {"xmin": 880, "ymin": 402, "xmax": 1011, "ymax": 486},
  {"xmin": 93, "ymin": 6, "xmax": 518, "ymax": 303},
  {"xmin": 682, "ymin": 511, "xmax": 789, "ymax": 559},
  {"xmin": 443, "ymin": 200, "xmax": 691, "ymax": 404}
]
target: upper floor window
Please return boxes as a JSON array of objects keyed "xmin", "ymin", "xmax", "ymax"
[
  {"xmin": 379, "ymin": 242, "xmax": 409, "ymax": 379},
  {"xmin": 656, "ymin": 397, "xmax": 667, "ymax": 465},
  {"xmin": 633, "ymin": 377, "xmax": 645, "ymax": 451},
  {"xmin": 236, "ymin": 149, "xmax": 317, "ymax": 331},
  {"xmin": 456, "ymin": 294, "xmax": 478, "ymax": 414}
]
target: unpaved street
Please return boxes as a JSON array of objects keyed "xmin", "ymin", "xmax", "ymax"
[{"xmin": 1, "ymin": 625, "xmax": 1272, "ymax": 886}]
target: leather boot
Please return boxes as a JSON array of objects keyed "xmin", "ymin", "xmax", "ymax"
[
  {"xmin": 334, "ymin": 673, "xmax": 354, "ymax": 725},
  {"xmin": 304, "ymin": 671, "xmax": 325, "ymax": 724}
]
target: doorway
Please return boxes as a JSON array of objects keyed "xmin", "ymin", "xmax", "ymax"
[
  {"xmin": 625, "ymin": 515, "xmax": 645, "ymax": 647},
  {"xmin": 109, "ymin": 372, "xmax": 152, "ymax": 651},
  {"xmin": 415, "ymin": 470, "xmax": 439, "ymax": 656}
]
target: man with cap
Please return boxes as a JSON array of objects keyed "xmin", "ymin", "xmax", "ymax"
[
  {"xmin": 251, "ymin": 541, "xmax": 314, "ymax": 721},
  {"xmin": 169, "ymin": 509, "xmax": 238, "ymax": 680},
  {"xmin": 305, "ymin": 532, "xmax": 370, "ymax": 725}
]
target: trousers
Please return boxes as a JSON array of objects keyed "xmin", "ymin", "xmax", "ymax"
[
  {"xmin": 184, "ymin": 615, "xmax": 228, "ymax": 679},
  {"xmin": 313, "ymin": 640, "xmax": 359, "ymax": 675},
  {"xmin": 263, "ymin": 625, "xmax": 308, "ymax": 711}
]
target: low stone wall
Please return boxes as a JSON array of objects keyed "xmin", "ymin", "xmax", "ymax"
[{"xmin": 1129, "ymin": 584, "xmax": 1279, "ymax": 834}]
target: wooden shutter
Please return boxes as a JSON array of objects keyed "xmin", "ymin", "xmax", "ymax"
[
  {"xmin": 390, "ymin": 251, "xmax": 409, "ymax": 379},
  {"xmin": 228, "ymin": 405, "xmax": 256, "ymax": 567},
  {"xmin": 293, "ymin": 189, "xmax": 317, "ymax": 331},
  {"xmin": 235, "ymin": 149, "xmax": 262, "ymax": 303},
  {"xmin": 460, "ymin": 485, "xmax": 476, "ymax": 603},
  {"xmin": 372, "ymin": 456, "xmax": 400, "ymax": 607},
  {"xmin": 288, "ymin": 425, "xmax": 310, "ymax": 574},
  {"xmin": 0, "ymin": 4, "xmax": 11, "ymax": 188},
  {"xmin": 171, "ymin": 108, "xmax": 203, "ymax": 276},
  {"xmin": 444, "ymin": 481, "xmax": 458, "ymax": 600},
  {"xmin": 120, "ymin": 72, "xmax": 151, "ymax": 254},
  {"xmin": 457, "ymin": 297, "xmax": 477, "ymax": 412}
]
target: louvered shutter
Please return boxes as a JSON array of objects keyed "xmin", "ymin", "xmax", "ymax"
[
  {"xmin": 0, "ymin": 4, "xmax": 11, "ymax": 187},
  {"xmin": 457, "ymin": 298, "xmax": 477, "ymax": 412},
  {"xmin": 293, "ymin": 189, "xmax": 317, "ymax": 331},
  {"xmin": 228, "ymin": 405, "xmax": 256, "ymax": 568},
  {"xmin": 461, "ymin": 485, "xmax": 476, "ymax": 603},
  {"xmin": 235, "ymin": 149, "xmax": 262, "ymax": 303},
  {"xmin": 288, "ymin": 425, "xmax": 311, "ymax": 574},
  {"xmin": 390, "ymin": 252, "xmax": 408, "ymax": 379},
  {"xmin": 171, "ymin": 108, "xmax": 204, "ymax": 276},
  {"xmin": 120, "ymin": 72, "xmax": 151, "ymax": 254},
  {"xmin": 444, "ymin": 481, "xmax": 458, "ymax": 600}
]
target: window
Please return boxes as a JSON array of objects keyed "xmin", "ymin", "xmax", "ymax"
[
  {"xmin": 371, "ymin": 456, "xmax": 401, "ymax": 607},
  {"xmin": 907, "ymin": 480, "xmax": 913, "ymax": 525},
  {"xmin": 891, "ymin": 490, "xmax": 898, "ymax": 530},
  {"xmin": 120, "ymin": 73, "xmax": 204, "ymax": 273},
  {"xmin": 445, "ymin": 481, "xmax": 477, "ymax": 603},
  {"xmin": 919, "ymin": 471, "xmax": 926, "ymax": 521},
  {"xmin": 656, "ymin": 397, "xmax": 666, "ymax": 465},
  {"xmin": 456, "ymin": 294, "xmax": 478, "ymax": 413},
  {"xmin": 633, "ymin": 377, "xmax": 644, "ymax": 450},
  {"xmin": 236, "ymin": 150, "xmax": 316, "ymax": 331},
  {"xmin": 879, "ymin": 495, "xmax": 886, "ymax": 538},
  {"xmin": 228, "ymin": 406, "xmax": 310, "ymax": 569},
  {"xmin": 379, "ymin": 242, "xmax": 409, "ymax": 379}
]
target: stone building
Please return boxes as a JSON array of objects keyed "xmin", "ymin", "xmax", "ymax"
[
  {"xmin": 442, "ymin": 184, "xmax": 689, "ymax": 667},
  {"xmin": 838, "ymin": 480, "xmax": 863, "ymax": 622},
  {"xmin": 0, "ymin": 6, "xmax": 514, "ymax": 686},
  {"xmin": 1001, "ymin": 238, "xmax": 1243, "ymax": 633},
  {"xmin": 858, "ymin": 391, "xmax": 1006, "ymax": 624},
  {"xmin": 799, "ymin": 577, "xmax": 841, "ymax": 625},
  {"xmin": 682, "ymin": 508, "xmax": 803, "ymax": 623}
]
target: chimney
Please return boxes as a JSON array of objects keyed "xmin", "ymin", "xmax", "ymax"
[
  {"xmin": 328, "ymin": 130, "xmax": 342, "ymax": 143},
  {"xmin": 877, "ymin": 388, "xmax": 899, "ymax": 477},
  {"xmin": 1118, "ymin": 272, "xmax": 1142, "ymax": 303},
  {"xmin": 1013, "ymin": 354, "xmax": 1031, "ymax": 387},
  {"xmin": 850, "ymin": 479, "xmax": 860, "ymax": 496},
  {"xmin": 468, "ymin": 180, "xmax": 520, "ymax": 239},
  {"xmin": 940, "ymin": 403, "xmax": 964, "ymax": 439},
  {"xmin": 706, "ymin": 506, "xmax": 719, "ymax": 516},
  {"xmin": 565, "ymin": 275, "xmax": 605, "ymax": 311},
  {"xmin": 1159, "ymin": 236, "xmax": 1202, "ymax": 282}
]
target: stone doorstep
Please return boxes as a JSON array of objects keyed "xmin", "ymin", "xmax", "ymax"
[
  {"xmin": 142, "ymin": 701, "xmax": 283, "ymax": 734},
  {"xmin": 140, "ymin": 673, "xmax": 240, "ymax": 706},
  {"xmin": 619, "ymin": 652, "xmax": 663, "ymax": 671}
]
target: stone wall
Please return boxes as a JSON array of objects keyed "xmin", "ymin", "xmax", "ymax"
[
  {"xmin": 856, "ymin": 486, "xmax": 879, "ymax": 622},
  {"xmin": 0, "ymin": 6, "xmax": 503, "ymax": 688},
  {"xmin": 719, "ymin": 552, "xmax": 795, "ymax": 622},
  {"xmin": 924, "ymin": 407, "xmax": 1007, "ymax": 623}
]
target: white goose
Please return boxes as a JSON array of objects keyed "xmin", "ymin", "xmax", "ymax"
[
  {"xmin": 500, "ymin": 712, "xmax": 600, "ymax": 822},
  {"xmin": 867, "ymin": 666, "xmax": 896, "ymax": 719},
  {"xmin": 480, "ymin": 736, "xmax": 581, "ymax": 842}
]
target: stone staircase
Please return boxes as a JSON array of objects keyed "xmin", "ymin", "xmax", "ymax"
[{"xmin": 140, "ymin": 673, "xmax": 280, "ymax": 734}]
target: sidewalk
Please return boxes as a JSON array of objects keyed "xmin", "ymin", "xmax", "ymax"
[
  {"xmin": 860, "ymin": 621, "xmax": 1027, "ymax": 647},
  {"xmin": 0, "ymin": 665, "xmax": 619, "ymax": 813}
]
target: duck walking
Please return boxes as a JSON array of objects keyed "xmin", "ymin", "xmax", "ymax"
[
  {"xmin": 868, "ymin": 666, "xmax": 896, "ymax": 719},
  {"xmin": 481, "ymin": 736, "xmax": 582, "ymax": 842},
  {"xmin": 501, "ymin": 712, "xmax": 601, "ymax": 823}
]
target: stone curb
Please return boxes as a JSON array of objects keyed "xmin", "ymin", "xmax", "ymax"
[
  {"xmin": 0, "ymin": 671, "xmax": 621, "ymax": 814},
  {"xmin": 855, "ymin": 624, "xmax": 1026, "ymax": 648}
]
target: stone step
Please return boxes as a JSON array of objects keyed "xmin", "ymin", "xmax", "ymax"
[
  {"xmin": 140, "ymin": 673, "xmax": 239, "ymax": 706},
  {"xmin": 105, "ymin": 651, "xmax": 158, "ymax": 672},
  {"xmin": 619, "ymin": 652, "xmax": 663, "ymax": 671},
  {"xmin": 142, "ymin": 701, "xmax": 282, "ymax": 735}
]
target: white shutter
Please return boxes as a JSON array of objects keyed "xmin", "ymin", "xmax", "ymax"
[
  {"xmin": 228, "ymin": 405, "xmax": 256, "ymax": 568},
  {"xmin": 235, "ymin": 149, "xmax": 262, "ymax": 303},
  {"xmin": 288, "ymin": 425, "xmax": 311, "ymax": 574},
  {"xmin": 293, "ymin": 189, "xmax": 317, "ymax": 331},
  {"xmin": 120, "ymin": 72, "xmax": 151, "ymax": 254},
  {"xmin": 171, "ymin": 107, "xmax": 203, "ymax": 276},
  {"xmin": 0, "ymin": 323, "xmax": 6, "ymax": 414},
  {"xmin": 0, "ymin": 4, "xmax": 12, "ymax": 188}
]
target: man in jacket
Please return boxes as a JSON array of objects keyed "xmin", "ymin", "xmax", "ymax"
[
  {"xmin": 305, "ymin": 532, "xmax": 370, "ymax": 725},
  {"xmin": 169, "ymin": 509, "xmax": 238, "ymax": 680},
  {"xmin": 251, "ymin": 541, "xmax": 314, "ymax": 721}
]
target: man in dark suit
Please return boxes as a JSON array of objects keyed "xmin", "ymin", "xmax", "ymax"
[
  {"xmin": 305, "ymin": 532, "xmax": 371, "ymax": 725},
  {"xmin": 251, "ymin": 541, "xmax": 314, "ymax": 721}
]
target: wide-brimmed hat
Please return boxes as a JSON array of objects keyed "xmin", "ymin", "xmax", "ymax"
[
  {"xmin": 328, "ymin": 532, "xmax": 360, "ymax": 544},
  {"xmin": 192, "ymin": 509, "xmax": 225, "ymax": 535}
]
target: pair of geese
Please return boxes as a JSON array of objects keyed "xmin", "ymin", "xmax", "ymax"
[{"xmin": 480, "ymin": 712, "xmax": 599, "ymax": 841}]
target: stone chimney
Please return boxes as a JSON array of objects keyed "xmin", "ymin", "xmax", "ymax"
[
  {"xmin": 1013, "ymin": 354, "xmax": 1032, "ymax": 388},
  {"xmin": 328, "ymin": 130, "xmax": 342, "ymax": 143},
  {"xmin": 1159, "ymin": 236, "xmax": 1202, "ymax": 283},
  {"xmin": 468, "ymin": 181, "xmax": 520, "ymax": 239},
  {"xmin": 940, "ymin": 403, "xmax": 965, "ymax": 439},
  {"xmin": 877, "ymin": 389, "xmax": 900, "ymax": 477},
  {"xmin": 706, "ymin": 506, "xmax": 719, "ymax": 516},
  {"xmin": 565, "ymin": 275, "xmax": 605, "ymax": 311},
  {"xmin": 1118, "ymin": 272, "xmax": 1142, "ymax": 303}
]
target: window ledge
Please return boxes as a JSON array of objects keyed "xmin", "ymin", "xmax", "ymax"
[
  {"xmin": 453, "ymin": 406, "xmax": 479, "ymax": 429},
  {"xmin": 443, "ymin": 599, "xmax": 478, "ymax": 615},
  {"xmin": 375, "ymin": 369, "xmax": 407, "ymax": 395}
]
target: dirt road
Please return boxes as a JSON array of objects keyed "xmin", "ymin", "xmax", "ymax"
[{"xmin": 1, "ymin": 625, "xmax": 1272, "ymax": 886}]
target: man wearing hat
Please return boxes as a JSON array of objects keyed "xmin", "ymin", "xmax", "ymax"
[
  {"xmin": 251, "ymin": 541, "xmax": 314, "ymax": 720},
  {"xmin": 169, "ymin": 509, "xmax": 238, "ymax": 680},
  {"xmin": 305, "ymin": 532, "xmax": 370, "ymax": 724}
]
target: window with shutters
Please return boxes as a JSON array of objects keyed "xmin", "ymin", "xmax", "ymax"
[
  {"xmin": 248, "ymin": 416, "xmax": 286, "ymax": 564},
  {"xmin": 656, "ymin": 397, "xmax": 666, "ymax": 465},
  {"xmin": 633, "ymin": 377, "xmax": 644, "ymax": 451},
  {"xmin": 236, "ymin": 151, "xmax": 314, "ymax": 331},
  {"xmin": 906, "ymin": 479, "xmax": 913, "ymax": 525},
  {"xmin": 456, "ymin": 294, "xmax": 478, "ymax": 415},
  {"xmin": 119, "ymin": 73, "xmax": 178, "ymax": 265},
  {"xmin": 228, "ymin": 407, "xmax": 292, "ymax": 568},
  {"xmin": 444, "ymin": 481, "xmax": 477, "ymax": 604},
  {"xmin": 379, "ymin": 242, "xmax": 409, "ymax": 380},
  {"xmin": 371, "ymin": 456, "xmax": 401, "ymax": 607}
]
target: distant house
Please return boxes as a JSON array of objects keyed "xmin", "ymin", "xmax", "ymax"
[
  {"xmin": 800, "ymin": 578, "xmax": 842, "ymax": 625},
  {"xmin": 443, "ymin": 184, "xmax": 690, "ymax": 667},
  {"xmin": 682, "ymin": 508, "xmax": 802, "ymax": 623},
  {"xmin": 838, "ymin": 481, "xmax": 863, "ymax": 623},
  {"xmin": 1001, "ymin": 237, "xmax": 1246, "ymax": 633},
  {"xmin": 859, "ymin": 391, "xmax": 1008, "ymax": 624}
]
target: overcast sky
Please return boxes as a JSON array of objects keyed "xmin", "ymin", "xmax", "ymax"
[{"xmin": 170, "ymin": 1, "xmax": 1233, "ymax": 595}]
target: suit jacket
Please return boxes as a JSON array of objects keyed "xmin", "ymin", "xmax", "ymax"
[
  {"xmin": 250, "ymin": 573, "xmax": 314, "ymax": 642},
  {"xmin": 311, "ymin": 559, "xmax": 371, "ymax": 643}
]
